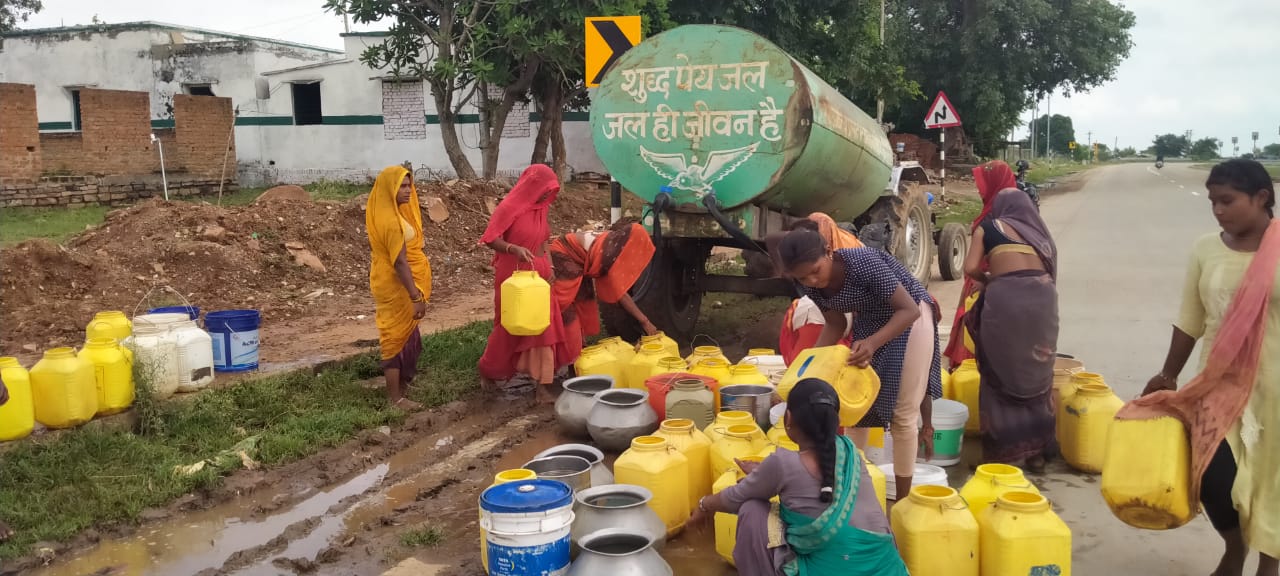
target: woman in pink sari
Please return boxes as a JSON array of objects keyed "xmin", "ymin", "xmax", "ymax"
[{"xmin": 478, "ymin": 165, "xmax": 570, "ymax": 404}]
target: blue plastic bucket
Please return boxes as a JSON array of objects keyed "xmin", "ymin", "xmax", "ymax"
[
  {"xmin": 206, "ymin": 310, "xmax": 261, "ymax": 372},
  {"xmin": 480, "ymin": 479, "xmax": 574, "ymax": 576},
  {"xmin": 149, "ymin": 306, "xmax": 200, "ymax": 321}
]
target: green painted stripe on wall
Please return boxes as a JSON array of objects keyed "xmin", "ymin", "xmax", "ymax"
[
  {"xmin": 322, "ymin": 115, "xmax": 384, "ymax": 125},
  {"xmin": 235, "ymin": 117, "xmax": 294, "ymax": 126},
  {"xmin": 38, "ymin": 121, "xmax": 73, "ymax": 131},
  {"xmin": 150, "ymin": 119, "xmax": 175, "ymax": 129}
]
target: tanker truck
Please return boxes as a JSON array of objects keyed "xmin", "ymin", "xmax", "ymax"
[{"xmin": 590, "ymin": 24, "xmax": 969, "ymax": 341}]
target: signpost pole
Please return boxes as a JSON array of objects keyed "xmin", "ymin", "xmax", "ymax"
[
  {"xmin": 610, "ymin": 177, "xmax": 622, "ymax": 224},
  {"xmin": 940, "ymin": 129, "xmax": 947, "ymax": 201}
]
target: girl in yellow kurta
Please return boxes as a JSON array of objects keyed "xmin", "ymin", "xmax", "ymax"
[
  {"xmin": 367, "ymin": 165, "xmax": 432, "ymax": 410},
  {"xmin": 1144, "ymin": 159, "xmax": 1279, "ymax": 576}
]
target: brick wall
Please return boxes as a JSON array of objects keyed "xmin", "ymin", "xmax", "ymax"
[
  {"xmin": 487, "ymin": 84, "xmax": 530, "ymax": 138},
  {"xmin": 382, "ymin": 81, "xmax": 426, "ymax": 140},
  {"xmin": 79, "ymin": 88, "xmax": 156, "ymax": 175},
  {"xmin": 890, "ymin": 133, "xmax": 941, "ymax": 171},
  {"xmin": 0, "ymin": 83, "xmax": 43, "ymax": 180},
  {"xmin": 173, "ymin": 94, "xmax": 235, "ymax": 178},
  {"xmin": 0, "ymin": 175, "xmax": 237, "ymax": 208}
]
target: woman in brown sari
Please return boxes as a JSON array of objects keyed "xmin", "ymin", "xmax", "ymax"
[{"xmin": 962, "ymin": 188, "xmax": 1059, "ymax": 472}]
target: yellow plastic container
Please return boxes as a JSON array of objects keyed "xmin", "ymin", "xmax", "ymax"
[
  {"xmin": 574, "ymin": 344, "xmax": 624, "ymax": 386},
  {"xmin": 625, "ymin": 343, "xmax": 668, "ymax": 389},
  {"xmin": 712, "ymin": 456, "xmax": 771, "ymax": 566},
  {"xmin": 960, "ymin": 463, "xmax": 1041, "ymax": 520},
  {"xmin": 941, "ymin": 368, "xmax": 954, "ymax": 401},
  {"xmin": 637, "ymin": 332, "xmax": 680, "ymax": 359},
  {"xmin": 1101, "ymin": 415, "xmax": 1194, "ymax": 530},
  {"xmin": 777, "ymin": 345, "xmax": 881, "ymax": 426},
  {"xmin": 892, "ymin": 485, "xmax": 980, "ymax": 576},
  {"xmin": 653, "ymin": 419, "xmax": 714, "ymax": 511},
  {"xmin": 30, "ymin": 347, "xmax": 98, "ymax": 429},
  {"xmin": 766, "ymin": 425, "xmax": 790, "ymax": 446},
  {"xmin": 861, "ymin": 449, "xmax": 887, "ymax": 513},
  {"xmin": 962, "ymin": 291, "xmax": 979, "ymax": 353},
  {"xmin": 710, "ymin": 424, "xmax": 767, "ymax": 478},
  {"xmin": 979, "ymin": 492, "xmax": 1072, "ymax": 576},
  {"xmin": 952, "ymin": 359, "xmax": 981, "ymax": 435},
  {"xmin": 1052, "ymin": 356, "xmax": 1085, "ymax": 404},
  {"xmin": 78, "ymin": 338, "xmax": 135, "ymax": 416},
  {"xmin": 0, "ymin": 357, "xmax": 35, "ymax": 441},
  {"xmin": 656, "ymin": 356, "xmax": 688, "ymax": 375},
  {"xmin": 479, "ymin": 468, "xmax": 537, "ymax": 573},
  {"xmin": 665, "ymin": 378, "xmax": 716, "ymax": 430},
  {"xmin": 704, "ymin": 410, "xmax": 760, "ymax": 445},
  {"xmin": 747, "ymin": 348, "xmax": 776, "ymax": 356},
  {"xmin": 614, "ymin": 436, "xmax": 691, "ymax": 537},
  {"xmin": 1057, "ymin": 371, "xmax": 1104, "ymax": 447},
  {"xmin": 87, "ymin": 311, "xmax": 132, "ymax": 343},
  {"xmin": 499, "ymin": 270, "xmax": 551, "ymax": 336},
  {"xmin": 758, "ymin": 427, "xmax": 800, "ymax": 457},
  {"xmin": 599, "ymin": 336, "xmax": 636, "ymax": 367},
  {"xmin": 1060, "ymin": 383, "xmax": 1123, "ymax": 473},
  {"xmin": 726, "ymin": 363, "xmax": 769, "ymax": 386},
  {"xmin": 690, "ymin": 357, "xmax": 732, "ymax": 384},
  {"xmin": 686, "ymin": 345, "xmax": 730, "ymax": 367}
]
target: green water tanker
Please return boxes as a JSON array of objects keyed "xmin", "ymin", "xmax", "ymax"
[{"xmin": 592, "ymin": 24, "xmax": 967, "ymax": 340}]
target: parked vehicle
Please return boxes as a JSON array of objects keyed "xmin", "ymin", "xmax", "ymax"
[{"xmin": 1014, "ymin": 159, "xmax": 1041, "ymax": 209}]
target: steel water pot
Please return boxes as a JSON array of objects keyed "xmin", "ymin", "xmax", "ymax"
[
  {"xmin": 571, "ymin": 485, "xmax": 667, "ymax": 551},
  {"xmin": 587, "ymin": 389, "xmax": 659, "ymax": 452},
  {"xmin": 534, "ymin": 444, "xmax": 614, "ymax": 487},
  {"xmin": 555, "ymin": 375, "xmax": 614, "ymax": 437},
  {"xmin": 567, "ymin": 529, "xmax": 672, "ymax": 576},
  {"xmin": 522, "ymin": 455, "xmax": 592, "ymax": 493}
]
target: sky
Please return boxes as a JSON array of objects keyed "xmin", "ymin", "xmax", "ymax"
[{"xmin": 17, "ymin": 0, "xmax": 1280, "ymax": 154}]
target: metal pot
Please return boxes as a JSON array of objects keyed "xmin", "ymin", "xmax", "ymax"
[
  {"xmin": 522, "ymin": 455, "xmax": 592, "ymax": 493},
  {"xmin": 534, "ymin": 444, "xmax": 613, "ymax": 487},
  {"xmin": 556, "ymin": 375, "xmax": 614, "ymax": 437},
  {"xmin": 721, "ymin": 384, "xmax": 774, "ymax": 430},
  {"xmin": 587, "ymin": 389, "xmax": 658, "ymax": 452},
  {"xmin": 571, "ymin": 485, "xmax": 667, "ymax": 551},
  {"xmin": 568, "ymin": 529, "xmax": 672, "ymax": 576}
]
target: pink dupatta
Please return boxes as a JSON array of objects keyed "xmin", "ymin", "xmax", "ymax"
[{"xmin": 1117, "ymin": 220, "xmax": 1280, "ymax": 499}]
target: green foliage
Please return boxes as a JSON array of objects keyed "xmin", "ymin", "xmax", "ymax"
[
  {"xmin": 1152, "ymin": 134, "xmax": 1191, "ymax": 158},
  {"xmin": 1031, "ymin": 114, "xmax": 1076, "ymax": 157},
  {"xmin": 0, "ymin": 0, "xmax": 41, "ymax": 31},
  {"xmin": 1262, "ymin": 143, "xmax": 1280, "ymax": 158},
  {"xmin": 1188, "ymin": 137, "xmax": 1222, "ymax": 162},
  {"xmin": 1116, "ymin": 147, "xmax": 1138, "ymax": 158},
  {"xmin": 399, "ymin": 525, "xmax": 446, "ymax": 547}
]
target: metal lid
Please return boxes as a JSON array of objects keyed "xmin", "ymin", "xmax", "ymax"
[{"xmin": 480, "ymin": 479, "xmax": 573, "ymax": 513}]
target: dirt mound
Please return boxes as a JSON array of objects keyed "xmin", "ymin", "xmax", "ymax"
[{"xmin": 0, "ymin": 180, "xmax": 609, "ymax": 355}]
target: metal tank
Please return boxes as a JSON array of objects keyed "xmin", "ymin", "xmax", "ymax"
[{"xmin": 590, "ymin": 24, "xmax": 893, "ymax": 223}]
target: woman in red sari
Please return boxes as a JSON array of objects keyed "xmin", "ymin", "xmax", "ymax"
[
  {"xmin": 549, "ymin": 220, "xmax": 658, "ymax": 363},
  {"xmin": 478, "ymin": 165, "xmax": 570, "ymax": 403},
  {"xmin": 943, "ymin": 161, "xmax": 1015, "ymax": 367}
]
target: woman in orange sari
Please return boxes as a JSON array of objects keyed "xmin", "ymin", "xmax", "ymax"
[
  {"xmin": 478, "ymin": 165, "xmax": 570, "ymax": 403},
  {"xmin": 549, "ymin": 220, "xmax": 658, "ymax": 362},
  {"xmin": 943, "ymin": 161, "xmax": 1014, "ymax": 367},
  {"xmin": 366, "ymin": 165, "xmax": 432, "ymax": 410},
  {"xmin": 778, "ymin": 213, "xmax": 860, "ymax": 364}
]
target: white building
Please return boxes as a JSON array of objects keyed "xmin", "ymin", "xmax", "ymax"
[{"xmin": 0, "ymin": 21, "xmax": 341, "ymax": 131}]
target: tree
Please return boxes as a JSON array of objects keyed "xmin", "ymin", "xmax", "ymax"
[
  {"xmin": 1031, "ymin": 114, "xmax": 1075, "ymax": 157},
  {"xmin": 1188, "ymin": 137, "xmax": 1221, "ymax": 161},
  {"xmin": 885, "ymin": 0, "xmax": 1135, "ymax": 155},
  {"xmin": 1151, "ymin": 134, "xmax": 1190, "ymax": 158},
  {"xmin": 1116, "ymin": 147, "xmax": 1137, "ymax": 158},
  {"xmin": 0, "ymin": 0, "xmax": 42, "ymax": 31},
  {"xmin": 1262, "ymin": 143, "xmax": 1280, "ymax": 159}
]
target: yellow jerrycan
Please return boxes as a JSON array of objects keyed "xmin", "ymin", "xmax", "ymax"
[
  {"xmin": 30, "ymin": 347, "xmax": 98, "ymax": 429},
  {"xmin": 1060, "ymin": 382, "xmax": 1123, "ymax": 473},
  {"xmin": 777, "ymin": 345, "xmax": 880, "ymax": 426},
  {"xmin": 86, "ymin": 311, "xmax": 132, "ymax": 343},
  {"xmin": 1057, "ymin": 371, "xmax": 1104, "ymax": 445},
  {"xmin": 655, "ymin": 356, "xmax": 688, "ymax": 375},
  {"xmin": 614, "ymin": 436, "xmax": 690, "ymax": 537},
  {"xmin": 1102, "ymin": 415, "xmax": 1194, "ymax": 529},
  {"xmin": 479, "ymin": 468, "xmax": 537, "ymax": 574},
  {"xmin": 891, "ymin": 485, "xmax": 980, "ymax": 576},
  {"xmin": 499, "ymin": 269, "xmax": 551, "ymax": 336},
  {"xmin": 703, "ymin": 410, "xmax": 760, "ymax": 445},
  {"xmin": 574, "ymin": 345, "xmax": 623, "ymax": 386},
  {"xmin": 962, "ymin": 291, "xmax": 979, "ymax": 353},
  {"xmin": 1052, "ymin": 356, "xmax": 1085, "ymax": 405},
  {"xmin": 685, "ymin": 345, "xmax": 729, "ymax": 367},
  {"xmin": 690, "ymin": 357, "xmax": 732, "ymax": 384},
  {"xmin": 861, "ymin": 449, "xmax": 888, "ymax": 513},
  {"xmin": 726, "ymin": 363, "xmax": 769, "ymax": 386},
  {"xmin": 78, "ymin": 338, "xmax": 135, "ymax": 416},
  {"xmin": 941, "ymin": 368, "xmax": 954, "ymax": 400},
  {"xmin": 979, "ymin": 492, "xmax": 1072, "ymax": 576},
  {"xmin": 757, "ymin": 428, "xmax": 801, "ymax": 458},
  {"xmin": 598, "ymin": 336, "xmax": 636, "ymax": 367},
  {"xmin": 951, "ymin": 359, "xmax": 981, "ymax": 435},
  {"xmin": 653, "ymin": 419, "xmax": 714, "ymax": 511},
  {"xmin": 625, "ymin": 343, "xmax": 667, "ymax": 389},
  {"xmin": 960, "ymin": 463, "xmax": 1041, "ymax": 520},
  {"xmin": 0, "ymin": 357, "xmax": 35, "ymax": 441},
  {"xmin": 636, "ymin": 332, "xmax": 680, "ymax": 359},
  {"xmin": 710, "ymin": 424, "xmax": 767, "ymax": 478},
  {"xmin": 712, "ymin": 456, "xmax": 772, "ymax": 567}
]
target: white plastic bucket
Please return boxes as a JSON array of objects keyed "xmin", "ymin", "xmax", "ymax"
[
  {"xmin": 481, "ymin": 480, "xmax": 575, "ymax": 576},
  {"xmin": 740, "ymin": 354, "xmax": 786, "ymax": 374},
  {"xmin": 926, "ymin": 399, "xmax": 968, "ymax": 466},
  {"xmin": 172, "ymin": 320, "xmax": 215, "ymax": 392},
  {"xmin": 878, "ymin": 463, "xmax": 948, "ymax": 501}
]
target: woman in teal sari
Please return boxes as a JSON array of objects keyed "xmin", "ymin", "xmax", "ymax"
[{"xmin": 688, "ymin": 378, "xmax": 906, "ymax": 576}]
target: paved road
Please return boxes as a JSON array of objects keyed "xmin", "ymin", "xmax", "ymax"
[{"xmin": 1039, "ymin": 161, "xmax": 1246, "ymax": 575}]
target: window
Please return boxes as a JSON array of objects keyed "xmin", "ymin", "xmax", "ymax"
[
  {"xmin": 70, "ymin": 89, "xmax": 82, "ymax": 131},
  {"xmin": 291, "ymin": 82, "xmax": 322, "ymax": 126},
  {"xmin": 185, "ymin": 84, "xmax": 215, "ymax": 96}
]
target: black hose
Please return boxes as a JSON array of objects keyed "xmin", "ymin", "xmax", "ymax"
[
  {"xmin": 701, "ymin": 193, "xmax": 765, "ymax": 253},
  {"xmin": 648, "ymin": 189, "xmax": 673, "ymax": 270}
]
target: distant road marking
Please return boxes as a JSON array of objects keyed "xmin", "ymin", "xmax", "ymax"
[
  {"xmin": 1191, "ymin": 190, "xmax": 1201, "ymax": 196},
  {"xmin": 1147, "ymin": 167, "xmax": 1162, "ymax": 176},
  {"xmin": 1179, "ymin": 185, "xmax": 1186, "ymax": 189}
]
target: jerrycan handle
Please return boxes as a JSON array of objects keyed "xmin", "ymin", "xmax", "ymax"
[
  {"xmin": 131, "ymin": 284, "xmax": 197, "ymax": 321},
  {"xmin": 689, "ymin": 333, "xmax": 721, "ymax": 350}
]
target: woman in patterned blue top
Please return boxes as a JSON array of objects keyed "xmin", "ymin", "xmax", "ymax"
[{"xmin": 778, "ymin": 230, "xmax": 943, "ymax": 499}]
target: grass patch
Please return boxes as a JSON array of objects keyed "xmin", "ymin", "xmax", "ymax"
[
  {"xmin": 399, "ymin": 524, "xmax": 446, "ymax": 548},
  {"xmin": 0, "ymin": 204, "xmax": 110, "ymax": 246},
  {"xmin": 934, "ymin": 195, "xmax": 983, "ymax": 229},
  {"xmin": 0, "ymin": 321, "xmax": 489, "ymax": 561},
  {"xmin": 0, "ymin": 180, "xmax": 370, "ymax": 245},
  {"xmin": 1025, "ymin": 161, "xmax": 1083, "ymax": 185}
]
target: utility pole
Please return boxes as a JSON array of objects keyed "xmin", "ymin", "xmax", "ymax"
[
  {"xmin": 1087, "ymin": 131, "xmax": 1093, "ymax": 164},
  {"xmin": 343, "ymin": 12, "xmax": 351, "ymax": 33},
  {"xmin": 875, "ymin": 0, "xmax": 886, "ymax": 124},
  {"xmin": 1045, "ymin": 93, "xmax": 1052, "ymax": 159},
  {"xmin": 1029, "ymin": 100, "xmax": 1038, "ymax": 159}
]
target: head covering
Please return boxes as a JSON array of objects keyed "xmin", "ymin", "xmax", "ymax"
[
  {"xmin": 987, "ymin": 188, "xmax": 1057, "ymax": 278},
  {"xmin": 972, "ymin": 161, "xmax": 1018, "ymax": 231},
  {"xmin": 549, "ymin": 222, "xmax": 655, "ymax": 344},
  {"xmin": 366, "ymin": 165, "xmax": 422, "ymax": 264},
  {"xmin": 481, "ymin": 165, "xmax": 560, "ymax": 245},
  {"xmin": 366, "ymin": 165, "xmax": 432, "ymax": 360},
  {"xmin": 808, "ymin": 212, "xmax": 863, "ymax": 250}
]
